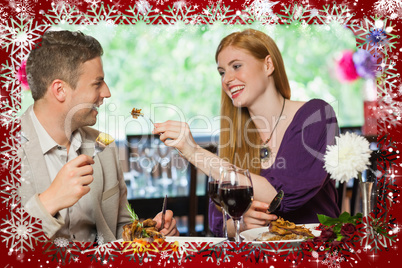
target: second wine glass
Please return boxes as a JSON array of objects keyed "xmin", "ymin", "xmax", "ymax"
[
  {"xmin": 219, "ymin": 165, "xmax": 253, "ymax": 242},
  {"xmin": 207, "ymin": 167, "xmax": 227, "ymax": 238}
]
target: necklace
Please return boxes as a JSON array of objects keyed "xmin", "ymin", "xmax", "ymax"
[{"xmin": 260, "ymin": 96, "xmax": 285, "ymax": 161}]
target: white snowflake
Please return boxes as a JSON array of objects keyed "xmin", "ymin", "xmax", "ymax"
[
  {"xmin": 0, "ymin": 173, "xmax": 21, "ymax": 208},
  {"xmin": 160, "ymin": 251, "xmax": 169, "ymax": 259},
  {"xmin": 154, "ymin": 0, "xmax": 168, "ymax": 5},
  {"xmin": 0, "ymin": 3, "xmax": 8, "ymax": 24},
  {"xmin": 1, "ymin": 15, "xmax": 48, "ymax": 73},
  {"xmin": 321, "ymin": 251, "xmax": 345, "ymax": 268},
  {"xmin": 45, "ymin": 2, "xmax": 82, "ymax": 25},
  {"xmin": 173, "ymin": 1, "xmax": 187, "ymax": 9},
  {"xmin": 136, "ymin": 0, "xmax": 151, "ymax": 14},
  {"xmin": 374, "ymin": 0, "xmax": 402, "ymax": 14},
  {"xmin": 82, "ymin": 3, "xmax": 120, "ymax": 25},
  {"xmin": 54, "ymin": 237, "xmax": 70, "ymax": 248},
  {"xmin": 96, "ymin": 232, "xmax": 105, "ymax": 245},
  {"xmin": 85, "ymin": 241, "xmax": 119, "ymax": 263},
  {"xmin": 246, "ymin": 0, "xmax": 278, "ymax": 16},
  {"xmin": 8, "ymin": 0, "xmax": 35, "ymax": 19},
  {"xmin": 52, "ymin": 0, "xmax": 84, "ymax": 12},
  {"xmin": 85, "ymin": 0, "xmax": 102, "ymax": 7},
  {"xmin": 1, "ymin": 208, "xmax": 47, "ymax": 253}
]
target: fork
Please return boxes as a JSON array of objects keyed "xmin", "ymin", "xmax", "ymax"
[
  {"xmin": 160, "ymin": 195, "xmax": 167, "ymax": 231},
  {"xmin": 92, "ymin": 140, "xmax": 106, "ymax": 159},
  {"xmin": 130, "ymin": 110, "xmax": 184, "ymax": 157},
  {"xmin": 131, "ymin": 111, "xmax": 156, "ymax": 127}
]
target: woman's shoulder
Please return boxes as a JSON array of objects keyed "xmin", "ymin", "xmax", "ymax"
[
  {"xmin": 285, "ymin": 99, "xmax": 336, "ymax": 132},
  {"xmin": 292, "ymin": 99, "xmax": 334, "ymax": 118}
]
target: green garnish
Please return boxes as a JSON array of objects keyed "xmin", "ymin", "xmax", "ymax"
[
  {"xmin": 142, "ymin": 229, "xmax": 149, "ymax": 238},
  {"xmin": 126, "ymin": 203, "xmax": 139, "ymax": 222}
]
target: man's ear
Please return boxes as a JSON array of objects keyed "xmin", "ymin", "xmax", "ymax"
[
  {"xmin": 264, "ymin": 55, "xmax": 275, "ymax": 76},
  {"xmin": 50, "ymin": 80, "xmax": 66, "ymax": 102}
]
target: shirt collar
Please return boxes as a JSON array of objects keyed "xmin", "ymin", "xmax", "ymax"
[{"xmin": 29, "ymin": 108, "xmax": 82, "ymax": 155}]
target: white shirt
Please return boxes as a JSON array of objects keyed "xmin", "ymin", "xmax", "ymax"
[{"xmin": 30, "ymin": 109, "xmax": 96, "ymax": 242}]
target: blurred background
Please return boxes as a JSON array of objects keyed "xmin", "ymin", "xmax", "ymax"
[{"xmin": 21, "ymin": 22, "xmax": 364, "ymax": 138}]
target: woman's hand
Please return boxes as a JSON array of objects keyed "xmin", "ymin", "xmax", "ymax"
[
  {"xmin": 241, "ymin": 201, "xmax": 278, "ymax": 231},
  {"xmin": 152, "ymin": 121, "xmax": 199, "ymax": 157},
  {"xmin": 226, "ymin": 201, "xmax": 278, "ymax": 237}
]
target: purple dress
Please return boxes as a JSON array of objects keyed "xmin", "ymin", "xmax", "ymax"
[{"xmin": 209, "ymin": 99, "xmax": 341, "ymax": 237}]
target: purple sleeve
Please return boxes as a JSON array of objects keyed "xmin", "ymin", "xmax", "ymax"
[
  {"xmin": 262, "ymin": 99, "xmax": 339, "ymax": 213},
  {"xmin": 208, "ymin": 199, "xmax": 224, "ymax": 237}
]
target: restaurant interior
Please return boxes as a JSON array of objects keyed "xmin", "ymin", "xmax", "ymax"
[{"xmin": 20, "ymin": 23, "xmax": 379, "ymax": 237}]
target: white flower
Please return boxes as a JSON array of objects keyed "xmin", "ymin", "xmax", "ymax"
[{"xmin": 324, "ymin": 132, "xmax": 371, "ymax": 183}]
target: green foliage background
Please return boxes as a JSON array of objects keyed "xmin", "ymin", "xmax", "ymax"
[{"xmin": 21, "ymin": 22, "xmax": 364, "ymax": 139}]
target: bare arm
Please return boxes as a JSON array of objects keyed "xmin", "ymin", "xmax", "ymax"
[{"xmin": 153, "ymin": 121, "xmax": 277, "ymax": 204}]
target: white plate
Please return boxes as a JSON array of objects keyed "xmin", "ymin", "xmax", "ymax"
[{"xmin": 240, "ymin": 223, "xmax": 320, "ymax": 244}]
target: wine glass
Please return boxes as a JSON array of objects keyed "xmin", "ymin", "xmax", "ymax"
[
  {"xmin": 219, "ymin": 165, "xmax": 253, "ymax": 242},
  {"xmin": 208, "ymin": 167, "xmax": 228, "ymax": 238},
  {"xmin": 142, "ymin": 145, "xmax": 158, "ymax": 196},
  {"xmin": 155, "ymin": 141, "xmax": 173, "ymax": 187}
]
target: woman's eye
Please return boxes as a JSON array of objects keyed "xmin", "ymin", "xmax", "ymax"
[
  {"xmin": 233, "ymin": 64, "xmax": 241, "ymax": 69},
  {"xmin": 218, "ymin": 71, "xmax": 225, "ymax": 76}
]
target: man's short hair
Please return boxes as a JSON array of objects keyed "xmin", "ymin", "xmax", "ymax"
[{"xmin": 26, "ymin": 30, "xmax": 103, "ymax": 101}]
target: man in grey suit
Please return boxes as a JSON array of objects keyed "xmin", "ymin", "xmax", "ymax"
[{"xmin": 18, "ymin": 30, "xmax": 179, "ymax": 242}]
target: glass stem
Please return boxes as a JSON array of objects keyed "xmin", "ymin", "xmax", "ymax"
[
  {"xmin": 234, "ymin": 219, "xmax": 241, "ymax": 242},
  {"xmin": 222, "ymin": 209, "xmax": 227, "ymax": 238}
]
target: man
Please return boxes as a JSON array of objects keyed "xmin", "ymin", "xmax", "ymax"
[{"xmin": 18, "ymin": 30, "xmax": 179, "ymax": 242}]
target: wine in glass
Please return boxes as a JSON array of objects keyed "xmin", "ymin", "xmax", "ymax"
[
  {"xmin": 207, "ymin": 168, "xmax": 228, "ymax": 238},
  {"xmin": 219, "ymin": 165, "xmax": 253, "ymax": 242}
]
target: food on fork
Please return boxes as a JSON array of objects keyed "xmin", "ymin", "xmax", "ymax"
[
  {"xmin": 256, "ymin": 217, "xmax": 315, "ymax": 241},
  {"xmin": 130, "ymin": 107, "xmax": 143, "ymax": 119},
  {"xmin": 95, "ymin": 132, "xmax": 115, "ymax": 146},
  {"xmin": 92, "ymin": 132, "xmax": 115, "ymax": 158}
]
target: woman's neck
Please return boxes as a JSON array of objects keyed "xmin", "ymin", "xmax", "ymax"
[{"xmin": 248, "ymin": 91, "xmax": 285, "ymax": 142}]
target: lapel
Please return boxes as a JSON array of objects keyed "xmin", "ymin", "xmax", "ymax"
[
  {"xmin": 79, "ymin": 128, "xmax": 107, "ymax": 236},
  {"xmin": 20, "ymin": 106, "xmax": 52, "ymax": 193}
]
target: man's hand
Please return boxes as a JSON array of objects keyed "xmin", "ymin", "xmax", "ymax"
[
  {"xmin": 38, "ymin": 154, "xmax": 94, "ymax": 216},
  {"xmin": 153, "ymin": 210, "xmax": 180, "ymax": 236}
]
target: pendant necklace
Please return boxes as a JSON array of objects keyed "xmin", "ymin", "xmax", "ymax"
[{"xmin": 260, "ymin": 96, "xmax": 285, "ymax": 162}]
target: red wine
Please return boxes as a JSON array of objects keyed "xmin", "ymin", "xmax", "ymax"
[
  {"xmin": 219, "ymin": 185, "xmax": 253, "ymax": 220},
  {"xmin": 208, "ymin": 181, "xmax": 221, "ymax": 206}
]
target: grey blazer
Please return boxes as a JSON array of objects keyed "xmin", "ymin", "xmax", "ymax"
[{"xmin": 18, "ymin": 105, "xmax": 132, "ymax": 242}]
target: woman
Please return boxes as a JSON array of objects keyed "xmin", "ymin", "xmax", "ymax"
[{"xmin": 153, "ymin": 29, "xmax": 340, "ymax": 237}]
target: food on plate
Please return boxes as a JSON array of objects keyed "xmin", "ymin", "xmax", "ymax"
[
  {"xmin": 95, "ymin": 132, "xmax": 115, "ymax": 146},
  {"xmin": 122, "ymin": 204, "xmax": 165, "ymax": 243},
  {"xmin": 256, "ymin": 217, "xmax": 315, "ymax": 241},
  {"xmin": 130, "ymin": 107, "xmax": 143, "ymax": 119}
]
